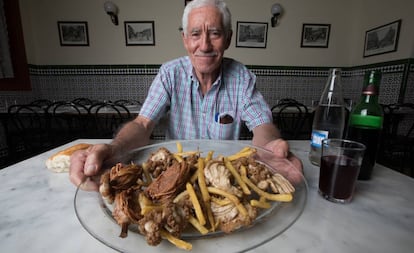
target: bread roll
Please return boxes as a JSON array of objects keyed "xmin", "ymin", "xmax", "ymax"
[{"xmin": 46, "ymin": 143, "xmax": 92, "ymax": 172}]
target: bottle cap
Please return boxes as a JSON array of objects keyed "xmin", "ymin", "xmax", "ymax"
[
  {"xmin": 362, "ymin": 70, "xmax": 381, "ymax": 95},
  {"xmin": 362, "ymin": 84, "xmax": 377, "ymax": 95}
]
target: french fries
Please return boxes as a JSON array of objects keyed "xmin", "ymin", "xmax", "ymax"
[
  {"xmin": 141, "ymin": 162, "xmax": 152, "ymax": 185},
  {"xmin": 223, "ymin": 157, "xmax": 251, "ymax": 195},
  {"xmin": 204, "ymin": 150, "xmax": 214, "ymax": 162},
  {"xmin": 197, "ymin": 158, "xmax": 209, "ymax": 202},
  {"xmin": 226, "ymin": 147, "xmax": 256, "ymax": 161},
  {"xmin": 188, "ymin": 215, "xmax": 209, "ymax": 235},
  {"xmin": 211, "ymin": 196, "xmax": 232, "ymax": 206},
  {"xmin": 174, "ymin": 151, "xmax": 201, "ymax": 157},
  {"xmin": 207, "ymin": 186, "xmax": 248, "ymax": 218},
  {"xmin": 186, "ymin": 182, "xmax": 206, "ymax": 226},
  {"xmin": 250, "ymin": 199, "xmax": 271, "ymax": 209},
  {"xmin": 176, "ymin": 142, "xmax": 183, "ymax": 153},
  {"xmin": 173, "ymin": 154, "xmax": 184, "ymax": 163},
  {"xmin": 197, "ymin": 158, "xmax": 215, "ymax": 231},
  {"xmin": 173, "ymin": 190, "xmax": 189, "ymax": 203},
  {"xmin": 105, "ymin": 142, "xmax": 295, "ymax": 251},
  {"xmin": 139, "ymin": 192, "xmax": 164, "ymax": 215},
  {"xmin": 161, "ymin": 229, "xmax": 192, "ymax": 251},
  {"xmin": 241, "ymin": 172, "xmax": 293, "ymax": 202}
]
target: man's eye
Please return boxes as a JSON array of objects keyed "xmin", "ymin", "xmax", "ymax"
[
  {"xmin": 190, "ymin": 33, "xmax": 200, "ymax": 39},
  {"xmin": 209, "ymin": 31, "xmax": 222, "ymax": 39}
]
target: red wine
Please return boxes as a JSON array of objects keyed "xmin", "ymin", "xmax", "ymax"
[
  {"xmin": 346, "ymin": 126, "xmax": 381, "ymax": 180},
  {"xmin": 319, "ymin": 155, "xmax": 360, "ymax": 201}
]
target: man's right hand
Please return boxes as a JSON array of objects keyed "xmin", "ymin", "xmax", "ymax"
[{"xmin": 69, "ymin": 143, "xmax": 114, "ymax": 190}]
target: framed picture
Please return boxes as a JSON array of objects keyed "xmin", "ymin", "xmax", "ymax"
[
  {"xmin": 124, "ymin": 21, "xmax": 155, "ymax": 46},
  {"xmin": 363, "ymin": 19, "xmax": 401, "ymax": 57},
  {"xmin": 185, "ymin": 0, "xmax": 192, "ymax": 6},
  {"xmin": 300, "ymin": 23, "xmax": 330, "ymax": 48},
  {"xmin": 57, "ymin": 21, "xmax": 89, "ymax": 46},
  {"xmin": 236, "ymin": 22, "xmax": 268, "ymax": 48}
]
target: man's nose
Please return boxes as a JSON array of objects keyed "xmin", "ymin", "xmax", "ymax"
[{"xmin": 200, "ymin": 33, "xmax": 212, "ymax": 51}]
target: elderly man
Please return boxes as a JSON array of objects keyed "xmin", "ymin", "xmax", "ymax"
[{"xmin": 70, "ymin": 0, "xmax": 302, "ymax": 188}]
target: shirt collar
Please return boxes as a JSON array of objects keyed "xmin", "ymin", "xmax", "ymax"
[{"xmin": 188, "ymin": 58, "xmax": 223, "ymax": 87}]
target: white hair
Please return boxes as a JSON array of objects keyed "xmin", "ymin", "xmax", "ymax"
[{"xmin": 181, "ymin": 0, "xmax": 232, "ymax": 39}]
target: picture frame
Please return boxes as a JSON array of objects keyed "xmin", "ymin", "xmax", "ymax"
[
  {"xmin": 301, "ymin": 23, "xmax": 330, "ymax": 48},
  {"xmin": 236, "ymin": 21, "xmax": 268, "ymax": 48},
  {"xmin": 363, "ymin": 19, "xmax": 401, "ymax": 57},
  {"xmin": 124, "ymin": 21, "xmax": 155, "ymax": 46},
  {"xmin": 57, "ymin": 21, "xmax": 89, "ymax": 46}
]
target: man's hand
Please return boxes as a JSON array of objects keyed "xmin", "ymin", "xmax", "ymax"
[
  {"xmin": 252, "ymin": 123, "xmax": 303, "ymax": 183},
  {"xmin": 69, "ymin": 144, "xmax": 113, "ymax": 191},
  {"xmin": 264, "ymin": 139, "xmax": 303, "ymax": 184}
]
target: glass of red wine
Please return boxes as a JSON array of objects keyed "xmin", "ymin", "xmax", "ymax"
[{"xmin": 319, "ymin": 139, "xmax": 366, "ymax": 203}]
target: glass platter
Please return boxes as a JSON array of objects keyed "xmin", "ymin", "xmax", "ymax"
[{"xmin": 74, "ymin": 140, "xmax": 308, "ymax": 253}]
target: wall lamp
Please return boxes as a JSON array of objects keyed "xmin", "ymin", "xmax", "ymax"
[
  {"xmin": 271, "ymin": 3, "xmax": 283, "ymax": 27},
  {"xmin": 104, "ymin": 1, "xmax": 119, "ymax": 26}
]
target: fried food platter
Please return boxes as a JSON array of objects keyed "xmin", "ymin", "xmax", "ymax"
[{"xmin": 74, "ymin": 140, "xmax": 308, "ymax": 253}]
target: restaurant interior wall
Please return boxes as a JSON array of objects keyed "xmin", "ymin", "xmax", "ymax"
[{"xmin": 16, "ymin": 0, "xmax": 414, "ymax": 66}]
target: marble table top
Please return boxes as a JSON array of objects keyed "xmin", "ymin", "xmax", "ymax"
[{"xmin": 0, "ymin": 139, "xmax": 413, "ymax": 253}]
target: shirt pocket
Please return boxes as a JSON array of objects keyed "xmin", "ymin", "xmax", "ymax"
[{"xmin": 207, "ymin": 111, "xmax": 237, "ymax": 139}]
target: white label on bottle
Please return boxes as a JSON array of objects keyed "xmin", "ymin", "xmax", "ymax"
[{"xmin": 310, "ymin": 130, "xmax": 328, "ymax": 148}]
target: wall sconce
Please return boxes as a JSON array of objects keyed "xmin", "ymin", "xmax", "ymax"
[
  {"xmin": 270, "ymin": 3, "xmax": 283, "ymax": 27},
  {"xmin": 104, "ymin": 1, "xmax": 119, "ymax": 26}
]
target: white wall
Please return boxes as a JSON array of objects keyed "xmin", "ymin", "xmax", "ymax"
[
  {"xmin": 19, "ymin": 0, "xmax": 414, "ymax": 67},
  {"xmin": 227, "ymin": 0, "xmax": 353, "ymax": 66},
  {"xmin": 349, "ymin": 0, "xmax": 414, "ymax": 66}
]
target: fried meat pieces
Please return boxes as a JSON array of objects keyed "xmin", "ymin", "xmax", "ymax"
[
  {"xmin": 99, "ymin": 148, "xmax": 195, "ymax": 245},
  {"xmin": 99, "ymin": 146, "xmax": 295, "ymax": 248}
]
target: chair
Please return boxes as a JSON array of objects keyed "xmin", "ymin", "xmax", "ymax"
[
  {"xmin": 114, "ymin": 99, "xmax": 142, "ymax": 106},
  {"xmin": 278, "ymin": 98, "xmax": 300, "ymax": 105},
  {"xmin": 379, "ymin": 103, "xmax": 414, "ymax": 176},
  {"xmin": 6, "ymin": 104, "xmax": 51, "ymax": 160},
  {"xmin": 71, "ymin": 97, "xmax": 94, "ymax": 106},
  {"xmin": 29, "ymin": 99, "xmax": 53, "ymax": 107},
  {"xmin": 46, "ymin": 101, "xmax": 90, "ymax": 145},
  {"xmin": 271, "ymin": 101, "xmax": 310, "ymax": 140},
  {"xmin": 88, "ymin": 102, "xmax": 132, "ymax": 138},
  {"xmin": 239, "ymin": 122, "xmax": 253, "ymax": 140}
]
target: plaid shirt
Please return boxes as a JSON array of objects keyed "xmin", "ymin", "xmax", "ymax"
[{"xmin": 139, "ymin": 56, "xmax": 272, "ymax": 139}]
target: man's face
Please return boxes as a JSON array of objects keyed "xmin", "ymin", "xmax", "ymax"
[{"xmin": 182, "ymin": 6, "xmax": 232, "ymax": 78}]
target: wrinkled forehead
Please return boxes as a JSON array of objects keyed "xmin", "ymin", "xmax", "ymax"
[{"xmin": 187, "ymin": 6, "xmax": 224, "ymax": 30}]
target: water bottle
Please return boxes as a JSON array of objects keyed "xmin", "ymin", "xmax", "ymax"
[
  {"xmin": 346, "ymin": 70, "xmax": 383, "ymax": 180},
  {"xmin": 309, "ymin": 68, "xmax": 346, "ymax": 166}
]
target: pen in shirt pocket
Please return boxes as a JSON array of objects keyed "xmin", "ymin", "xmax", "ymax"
[{"xmin": 215, "ymin": 112, "xmax": 234, "ymax": 124}]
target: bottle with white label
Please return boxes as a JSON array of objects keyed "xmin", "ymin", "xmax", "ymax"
[{"xmin": 309, "ymin": 68, "xmax": 346, "ymax": 166}]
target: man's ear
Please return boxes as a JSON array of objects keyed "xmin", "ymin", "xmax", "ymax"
[
  {"xmin": 181, "ymin": 32, "xmax": 188, "ymax": 50},
  {"xmin": 225, "ymin": 30, "xmax": 233, "ymax": 49}
]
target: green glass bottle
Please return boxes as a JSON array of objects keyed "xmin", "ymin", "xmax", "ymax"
[{"xmin": 346, "ymin": 70, "xmax": 383, "ymax": 180}]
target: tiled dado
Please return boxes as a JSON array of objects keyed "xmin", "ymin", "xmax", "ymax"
[
  {"xmin": 251, "ymin": 60, "xmax": 411, "ymax": 107},
  {"xmin": 0, "ymin": 59, "xmax": 411, "ymax": 109}
]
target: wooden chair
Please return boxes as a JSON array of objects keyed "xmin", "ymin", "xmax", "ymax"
[{"xmin": 271, "ymin": 101, "xmax": 310, "ymax": 140}]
